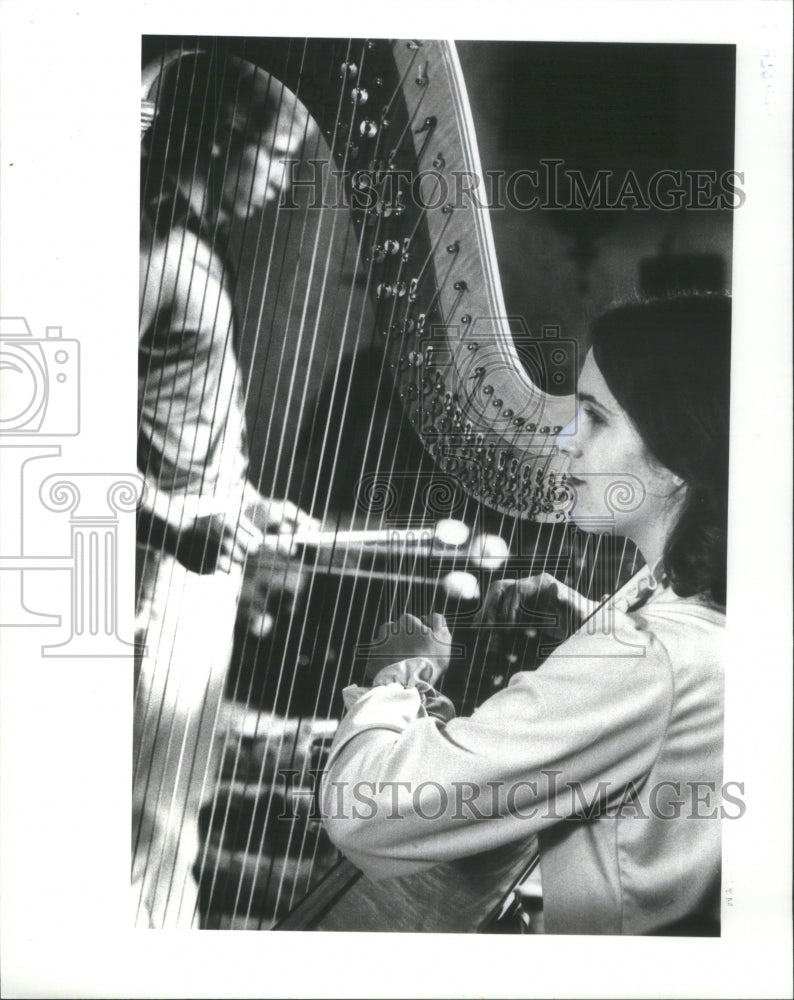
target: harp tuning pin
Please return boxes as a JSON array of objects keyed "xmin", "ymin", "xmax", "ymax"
[
  {"xmin": 407, "ymin": 40, "xmax": 423, "ymax": 50},
  {"xmin": 359, "ymin": 120, "xmax": 378, "ymax": 138},
  {"xmin": 454, "ymin": 280, "xmax": 467, "ymax": 291},
  {"xmin": 141, "ymin": 100, "xmax": 156, "ymax": 133},
  {"xmin": 351, "ymin": 87, "xmax": 368, "ymax": 105},
  {"xmin": 372, "ymin": 240, "xmax": 397, "ymax": 261},
  {"xmin": 540, "ymin": 426, "xmax": 550, "ymax": 435},
  {"xmin": 553, "ymin": 425, "xmax": 563, "ymax": 433},
  {"xmin": 407, "ymin": 351, "xmax": 423, "ymax": 367},
  {"xmin": 503, "ymin": 409, "xmax": 514, "ymax": 418},
  {"xmin": 483, "ymin": 385, "xmax": 494, "ymax": 396},
  {"xmin": 447, "ymin": 241, "xmax": 460, "ymax": 254},
  {"xmin": 408, "ymin": 277, "xmax": 419, "ymax": 301},
  {"xmin": 432, "ymin": 153, "xmax": 446, "ymax": 170},
  {"xmin": 340, "ymin": 61, "xmax": 358, "ymax": 79},
  {"xmin": 492, "ymin": 398, "xmax": 503, "ymax": 408},
  {"xmin": 467, "ymin": 342, "xmax": 478, "ymax": 351},
  {"xmin": 442, "ymin": 203, "xmax": 454, "ymax": 214},
  {"xmin": 375, "ymin": 76, "xmax": 384, "ymax": 87},
  {"xmin": 461, "ymin": 314, "xmax": 472, "ymax": 324},
  {"xmin": 416, "ymin": 62, "xmax": 428, "ymax": 87}
]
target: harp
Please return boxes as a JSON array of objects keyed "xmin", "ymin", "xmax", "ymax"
[{"xmin": 136, "ymin": 36, "xmax": 640, "ymax": 931}]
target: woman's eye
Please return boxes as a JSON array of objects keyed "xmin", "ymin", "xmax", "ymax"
[{"xmin": 582, "ymin": 405, "xmax": 605, "ymax": 426}]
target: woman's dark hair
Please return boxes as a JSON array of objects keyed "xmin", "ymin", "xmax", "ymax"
[
  {"xmin": 591, "ymin": 294, "xmax": 731, "ymax": 607},
  {"xmin": 142, "ymin": 51, "xmax": 281, "ymax": 207}
]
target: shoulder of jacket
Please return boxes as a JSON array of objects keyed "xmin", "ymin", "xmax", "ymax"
[
  {"xmin": 141, "ymin": 226, "xmax": 227, "ymax": 315},
  {"xmin": 531, "ymin": 611, "xmax": 675, "ymax": 688}
]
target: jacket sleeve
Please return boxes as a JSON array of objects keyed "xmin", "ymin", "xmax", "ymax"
[{"xmin": 320, "ymin": 612, "xmax": 675, "ymax": 880}]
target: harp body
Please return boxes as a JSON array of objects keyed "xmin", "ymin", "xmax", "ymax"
[{"xmin": 137, "ymin": 37, "xmax": 637, "ymax": 931}]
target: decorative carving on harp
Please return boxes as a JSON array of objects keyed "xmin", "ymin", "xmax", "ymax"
[{"xmin": 136, "ymin": 37, "xmax": 638, "ymax": 931}]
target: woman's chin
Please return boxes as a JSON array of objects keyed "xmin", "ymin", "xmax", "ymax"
[{"xmin": 567, "ymin": 503, "xmax": 607, "ymax": 532}]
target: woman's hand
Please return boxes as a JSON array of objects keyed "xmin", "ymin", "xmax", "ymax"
[
  {"xmin": 173, "ymin": 509, "xmax": 264, "ymax": 575},
  {"xmin": 365, "ymin": 613, "xmax": 453, "ymax": 687},
  {"xmin": 243, "ymin": 482, "xmax": 321, "ymax": 555},
  {"xmin": 482, "ymin": 572, "xmax": 599, "ymax": 645},
  {"xmin": 137, "ymin": 479, "xmax": 266, "ymax": 575}
]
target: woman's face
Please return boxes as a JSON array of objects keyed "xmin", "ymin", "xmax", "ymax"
[
  {"xmin": 556, "ymin": 350, "xmax": 684, "ymax": 548},
  {"xmin": 226, "ymin": 114, "xmax": 302, "ymax": 216}
]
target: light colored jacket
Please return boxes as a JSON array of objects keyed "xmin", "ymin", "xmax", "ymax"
[{"xmin": 321, "ymin": 574, "xmax": 725, "ymax": 934}]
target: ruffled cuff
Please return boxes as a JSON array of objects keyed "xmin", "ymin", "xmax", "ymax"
[{"xmin": 342, "ymin": 657, "xmax": 456, "ymax": 724}]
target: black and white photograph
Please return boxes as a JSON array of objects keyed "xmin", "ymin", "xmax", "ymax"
[
  {"xmin": 0, "ymin": 2, "xmax": 791, "ymax": 998},
  {"xmin": 135, "ymin": 34, "xmax": 736, "ymax": 935}
]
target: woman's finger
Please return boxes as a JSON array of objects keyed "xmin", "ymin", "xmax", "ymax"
[
  {"xmin": 396, "ymin": 613, "xmax": 425, "ymax": 633},
  {"xmin": 429, "ymin": 612, "xmax": 449, "ymax": 636},
  {"xmin": 482, "ymin": 579, "xmax": 514, "ymax": 623}
]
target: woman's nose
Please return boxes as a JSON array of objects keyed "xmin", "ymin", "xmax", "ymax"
[{"xmin": 555, "ymin": 417, "xmax": 581, "ymax": 458}]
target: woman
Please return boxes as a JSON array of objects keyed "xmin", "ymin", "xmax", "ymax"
[{"xmin": 320, "ymin": 294, "xmax": 730, "ymax": 935}]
